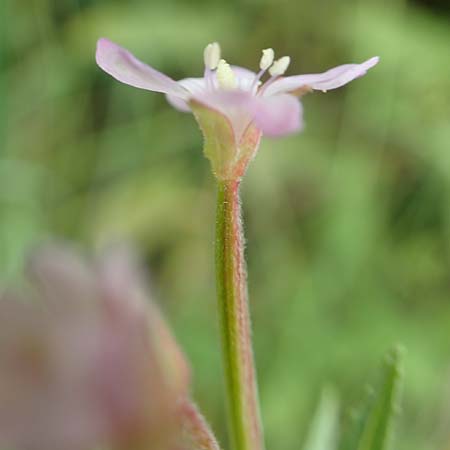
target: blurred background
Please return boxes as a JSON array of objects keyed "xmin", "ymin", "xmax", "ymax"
[{"xmin": 1, "ymin": 0, "xmax": 450, "ymax": 449}]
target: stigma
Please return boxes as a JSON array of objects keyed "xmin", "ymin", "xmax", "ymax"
[{"xmin": 216, "ymin": 59, "xmax": 238, "ymax": 90}]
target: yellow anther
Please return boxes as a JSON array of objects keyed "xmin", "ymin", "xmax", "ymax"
[
  {"xmin": 216, "ymin": 59, "xmax": 238, "ymax": 89},
  {"xmin": 260, "ymin": 48, "xmax": 275, "ymax": 71},
  {"xmin": 204, "ymin": 42, "xmax": 221, "ymax": 70},
  {"xmin": 269, "ymin": 56, "xmax": 291, "ymax": 76}
]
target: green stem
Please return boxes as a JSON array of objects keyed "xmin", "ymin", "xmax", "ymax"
[{"xmin": 215, "ymin": 179, "xmax": 264, "ymax": 450}]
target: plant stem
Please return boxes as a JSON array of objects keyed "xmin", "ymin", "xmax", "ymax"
[{"xmin": 215, "ymin": 179, "xmax": 264, "ymax": 450}]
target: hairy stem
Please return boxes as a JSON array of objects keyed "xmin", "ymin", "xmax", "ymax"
[{"xmin": 215, "ymin": 179, "xmax": 264, "ymax": 450}]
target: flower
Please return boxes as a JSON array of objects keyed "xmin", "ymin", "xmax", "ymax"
[
  {"xmin": 96, "ymin": 39, "xmax": 378, "ymax": 180},
  {"xmin": 0, "ymin": 245, "xmax": 190, "ymax": 450}
]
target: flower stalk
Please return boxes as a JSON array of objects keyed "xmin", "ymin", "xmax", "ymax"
[
  {"xmin": 95, "ymin": 37, "xmax": 380, "ymax": 450},
  {"xmin": 215, "ymin": 179, "xmax": 264, "ymax": 450}
]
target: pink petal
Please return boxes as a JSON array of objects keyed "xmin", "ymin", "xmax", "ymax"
[
  {"xmin": 166, "ymin": 77, "xmax": 207, "ymax": 112},
  {"xmin": 192, "ymin": 90, "xmax": 302, "ymax": 139},
  {"xmin": 250, "ymin": 94, "xmax": 303, "ymax": 137},
  {"xmin": 96, "ymin": 38, "xmax": 189, "ymax": 98},
  {"xmin": 231, "ymin": 66, "xmax": 258, "ymax": 91},
  {"xmin": 192, "ymin": 90, "xmax": 255, "ymax": 141},
  {"xmin": 166, "ymin": 67, "xmax": 257, "ymax": 112},
  {"xmin": 263, "ymin": 56, "xmax": 379, "ymax": 96}
]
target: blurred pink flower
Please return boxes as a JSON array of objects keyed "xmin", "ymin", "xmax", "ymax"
[
  {"xmin": 95, "ymin": 39, "xmax": 378, "ymax": 139},
  {"xmin": 0, "ymin": 245, "xmax": 190, "ymax": 450}
]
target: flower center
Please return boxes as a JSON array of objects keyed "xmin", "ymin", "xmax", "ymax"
[{"xmin": 202, "ymin": 42, "xmax": 291, "ymax": 94}]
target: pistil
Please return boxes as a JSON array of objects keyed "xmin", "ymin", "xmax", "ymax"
[{"xmin": 216, "ymin": 59, "xmax": 238, "ymax": 90}]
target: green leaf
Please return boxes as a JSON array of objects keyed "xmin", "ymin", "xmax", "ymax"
[
  {"xmin": 340, "ymin": 346, "xmax": 404, "ymax": 450},
  {"xmin": 302, "ymin": 386, "xmax": 340, "ymax": 450}
]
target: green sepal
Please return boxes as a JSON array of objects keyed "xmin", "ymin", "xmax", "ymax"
[{"xmin": 190, "ymin": 100, "xmax": 261, "ymax": 181}]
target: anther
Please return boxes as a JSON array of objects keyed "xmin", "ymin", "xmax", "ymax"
[
  {"xmin": 204, "ymin": 42, "xmax": 221, "ymax": 70},
  {"xmin": 269, "ymin": 56, "xmax": 291, "ymax": 77},
  {"xmin": 259, "ymin": 48, "xmax": 274, "ymax": 71}
]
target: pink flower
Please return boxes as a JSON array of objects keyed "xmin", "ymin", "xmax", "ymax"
[
  {"xmin": 0, "ymin": 245, "xmax": 190, "ymax": 450},
  {"xmin": 96, "ymin": 39, "xmax": 378, "ymax": 180}
]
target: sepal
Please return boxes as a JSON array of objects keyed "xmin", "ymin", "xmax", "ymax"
[{"xmin": 190, "ymin": 100, "xmax": 261, "ymax": 181}]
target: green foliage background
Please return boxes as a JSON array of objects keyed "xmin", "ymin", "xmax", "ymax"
[{"xmin": 1, "ymin": 0, "xmax": 449, "ymax": 449}]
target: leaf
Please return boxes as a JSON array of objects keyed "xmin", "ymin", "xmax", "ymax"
[
  {"xmin": 302, "ymin": 386, "xmax": 340, "ymax": 450},
  {"xmin": 339, "ymin": 346, "xmax": 404, "ymax": 450}
]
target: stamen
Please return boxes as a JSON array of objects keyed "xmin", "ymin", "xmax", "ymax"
[
  {"xmin": 258, "ymin": 56, "xmax": 292, "ymax": 96},
  {"xmin": 259, "ymin": 48, "xmax": 274, "ymax": 71},
  {"xmin": 269, "ymin": 56, "xmax": 291, "ymax": 77},
  {"xmin": 251, "ymin": 48, "xmax": 275, "ymax": 94},
  {"xmin": 203, "ymin": 42, "xmax": 221, "ymax": 70},
  {"xmin": 216, "ymin": 59, "xmax": 238, "ymax": 90}
]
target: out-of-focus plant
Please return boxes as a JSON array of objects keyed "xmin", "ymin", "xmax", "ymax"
[{"xmin": 0, "ymin": 245, "xmax": 219, "ymax": 450}]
